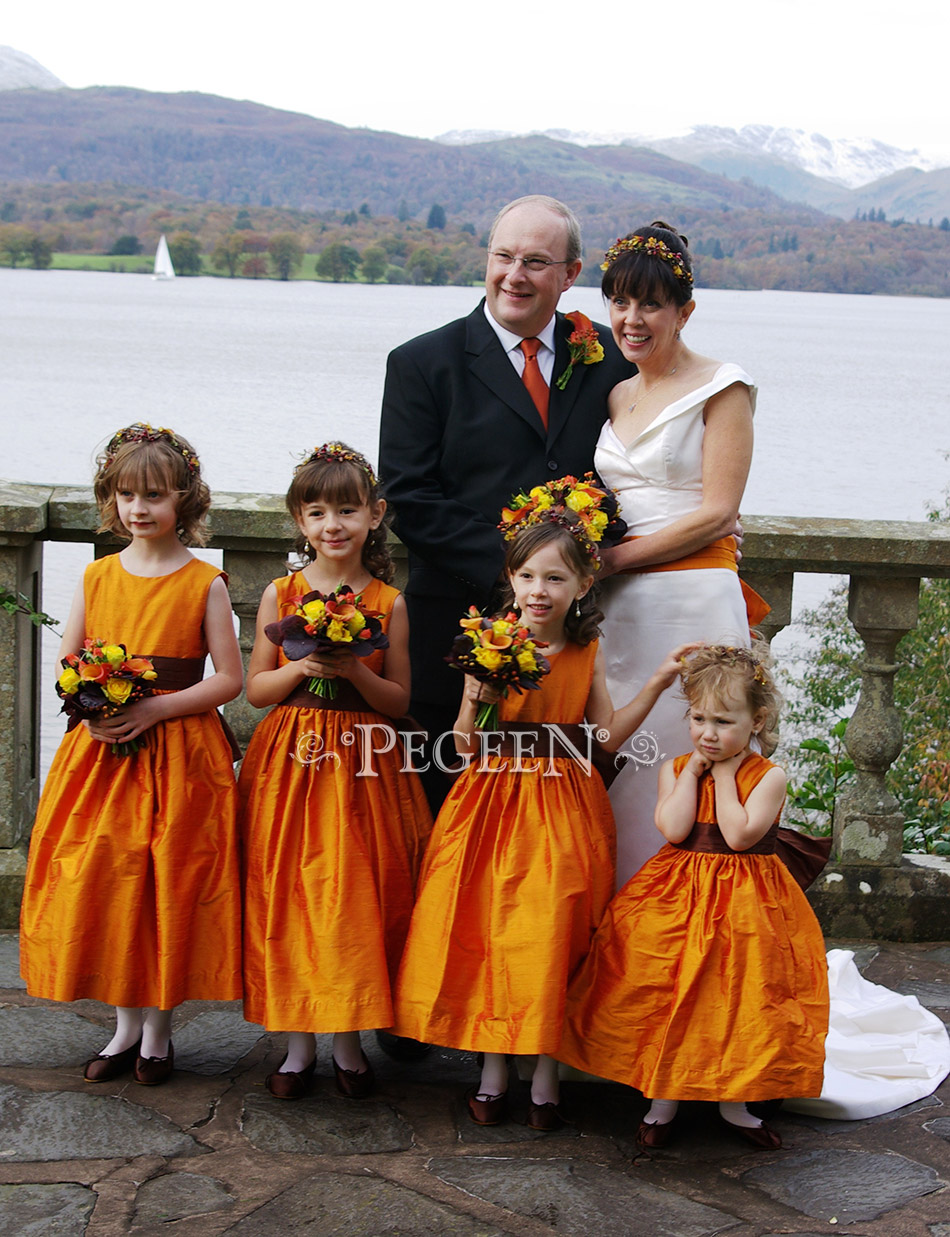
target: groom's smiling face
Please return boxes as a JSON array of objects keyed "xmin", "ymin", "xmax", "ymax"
[{"xmin": 485, "ymin": 203, "xmax": 581, "ymax": 339}]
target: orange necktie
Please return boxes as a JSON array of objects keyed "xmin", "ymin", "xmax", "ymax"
[{"xmin": 520, "ymin": 337, "xmax": 549, "ymax": 430}]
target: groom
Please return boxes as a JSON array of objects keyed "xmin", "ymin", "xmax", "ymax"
[{"xmin": 379, "ymin": 195, "xmax": 632, "ymax": 783}]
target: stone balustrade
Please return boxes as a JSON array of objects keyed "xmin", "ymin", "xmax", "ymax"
[{"xmin": 2, "ymin": 484, "xmax": 950, "ymax": 938}]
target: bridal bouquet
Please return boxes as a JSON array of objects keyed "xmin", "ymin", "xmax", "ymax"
[
  {"xmin": 57, "ymin": 638, "xmax": 158, "ymax": 756},
  {"xmin": 446, "ymin": 607, "xmax": 550, "ymax": 731},
  {"xmin": 498, "ymin": 472, "xmax": 625, "ymax": 559},
  {"xmin": 265, "ymin": 584, "xmax": 389, "ymax": 699}
]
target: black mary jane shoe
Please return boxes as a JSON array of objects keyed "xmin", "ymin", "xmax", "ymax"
[
  {"xmin": 466, "ymin": 1088, "xmax": 508, "ymax": 1126},
  {"xmin": 333, "ymin": 1052, "xmax": 376, "ymax": 1099},
  {"xmin": 636, "ymin": 1117, "xmax": 675, "ymax": 1150},
  {"xmin": 526, "ymin": 1099, "xmax": 569, "ymax": 1132},
  {"xmin": 134, "ymin": 1041, "xmax": 174, "ymax": 1086},
  {"xmin": 266, "ymin": 1057, "xmax": 317, "ymax": 1100},
  {"xmin": 83, "ymin": 1039, "xmax": 141, "ymax": 1083}
]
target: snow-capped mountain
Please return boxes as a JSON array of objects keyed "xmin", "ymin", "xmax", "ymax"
[
  {"xmin": 0, "ymin": 46, "xmax": 65, "ymax": 91},
  {"xmin": 648, "ymin": 125, "xmax": 937, "ymax": 189},
  {"xmin": 436, "ymin": 124, "xmax": 939, "ymax": 190}
]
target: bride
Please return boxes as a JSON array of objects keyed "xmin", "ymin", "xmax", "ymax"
[
  {"xmin": 594, "ymin": 222, "xmax": 757, "ymax": 886},
  {"xmin": 589, "ymin": 222, "xmax": 949, "ymax": 1120}
]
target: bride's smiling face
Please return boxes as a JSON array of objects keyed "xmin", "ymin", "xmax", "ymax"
[{"xmin": 607, "ymin": 292, "xmax": 693, "ymax": 367}]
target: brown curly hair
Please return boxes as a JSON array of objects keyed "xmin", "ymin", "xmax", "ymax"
[
  {"xmin": 679, "ymin": 641, "xmax": 781, "ymax": 755},
  {"xmin": 286, "ymin": 445, "xmax": 393, "ymax": 583},
  {"xmin": 497, "ymin": 521, "xmax": 602, "ymax": 646},
  {"xmin": 94, "ymin": 426, "xmax": 210, "ymax": 547}
]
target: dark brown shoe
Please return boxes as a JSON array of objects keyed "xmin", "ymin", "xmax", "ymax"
[
  {"xmin": 466, "ymin": 1089, "xmax": 508, "ymax": 1126},
  {"xmin": 266, "ymin": 1057, "xmax": 316, "ymax": 1100},
  {"xmin": 134, "ymin": 1041, "xmax": 174, "ymax": 1086},
  {"xmin": 726, "ymin": 1119, "xmax": 782, "ymax": 1149},
  {"xmin": 333, "ymin": 1052, "xmax": 375, "ymax": 1099},
  {"xmin": 636, "ymin": 1118, "xmax": 674, "ymax": 1150},
  {"xmin": 526, "ymin": 1100, "xmax": 568, "ymax": 1132},
  {"xmin": 84, "ymin": 1040, "xmax": 141, "ymax": 1083}
]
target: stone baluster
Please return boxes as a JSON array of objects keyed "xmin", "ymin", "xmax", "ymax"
[
  {"xmin": 220, "ymin": 545, "xmax": 286, "ymax": 752},
  {"xmin": 0, "ymin": 485, "xmax": 49, "ymax": 923},
  {"xmin": 739, "ymin": 570, "xmax": 793, "ymax": 644},
  {"xmin": 833, "ymin": 575, "xmax": 921, "ymax": 865}
]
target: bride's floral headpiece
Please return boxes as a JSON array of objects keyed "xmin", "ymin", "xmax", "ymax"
[
  {"xmin": 102, "ymin": 423, "xmax": 200, "ymax": 475},
  {"xmin": 601, "ymin": 234, "xmax": 693, "ymax": 289},
  {"xmin": 295, "ymin": 442, "xmax": 377, "ymax": 485},
  {"xmin": 499, "ymin": 473, "xmax": 621, "ymax": 563}
]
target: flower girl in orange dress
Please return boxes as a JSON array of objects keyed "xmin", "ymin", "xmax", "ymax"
[
  {"xmin": 239, "ymin": 443, "xmax": 431, "ymax": 1100},
  {"xmin": 559, "ymin": 644, "xmax": 829, "ymax": 1150},
  {"xmin": 393, "ymin": 483, "xmax": 696, "ymax": 1130},
  {"xmin": 20, "ymin": 424, "xmax": 244, "ymax": 1086}
]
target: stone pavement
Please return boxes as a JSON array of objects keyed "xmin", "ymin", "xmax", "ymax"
[{"xmin": 4, "ymin": 932, "xmax": 950, "ymax": 1236}]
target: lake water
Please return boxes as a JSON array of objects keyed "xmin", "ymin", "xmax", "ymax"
[
  {"xmin": 3, "ymin": 271, "xmax": 949, "ymax": 515},
  {"xmin": 2, "ymin": 269, "xmax": 948, "ymax": 770}
]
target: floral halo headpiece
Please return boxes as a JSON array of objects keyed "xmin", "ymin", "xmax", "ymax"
[
  {"xmin": 103, "ymin": 423, "xmax": 200, "ymax": 476},
  {"xmin": 601, "ymin": 234, "xmax": 693, "ymax": 291},
  {"xmin": 681, "ymin": 644, "xmax": 769, "ymax": 689},
  {"xmin": 498, "ymin": 473, "xmax": 622, "ymax": 564},
  {"xmin": 295, "ymin": 441, "xmax": 377, "ymax": 485}
]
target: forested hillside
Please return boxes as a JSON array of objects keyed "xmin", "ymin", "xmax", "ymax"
[{"xmin": 1, "ymin": 87, "xmax": 948, "ymax": 295}]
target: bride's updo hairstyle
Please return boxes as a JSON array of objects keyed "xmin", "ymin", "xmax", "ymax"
[{"xmin": 601, "ymin": 221, "xmax": 693, "ymax": 309}]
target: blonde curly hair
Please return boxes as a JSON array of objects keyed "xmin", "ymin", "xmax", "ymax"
[{"xmin": 680, "ymin": 641, "xmax": 781, "ymax": 755}]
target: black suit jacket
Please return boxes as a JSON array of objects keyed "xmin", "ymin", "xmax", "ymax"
[{"xmin": 379, "ymin": 299, "xmax": 633, "ymax": 712}]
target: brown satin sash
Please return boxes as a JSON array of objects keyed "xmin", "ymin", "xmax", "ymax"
[
  {"xmin": 674, "ymin": 820, "xmax": 778, "ymax": 856},
  {"xmin": 136, "ymin": 653, "xmax": 241, "ymax": 761},
  {"xmin": 145, "ymin": 655, "xmax": 205, "ymax": 691},
  {"xmin": 279, "ymin": 679, "xmax": 372, "ymax": 712},
  {"xmin": 672, "ymin": 819, "xmax": 832, "ymax": 890}
]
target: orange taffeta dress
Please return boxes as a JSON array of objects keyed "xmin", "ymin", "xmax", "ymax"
[
  {"xmin": 20, "ymin": 555, "xmax": 242, "ymax": 1008},
  {"xmin": 393, "ymin": 640, "xmax": 616, "ymax": 1057},
  {"xmin": 239, "ymin": 574, "xmax": 432, "ymax": 1032},
  {"xmin": 559, "ymin": 752, "xmax": 829, "ymax": 1101}
]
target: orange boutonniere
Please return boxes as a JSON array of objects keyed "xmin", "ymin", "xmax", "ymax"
[{"xmin": 554, "ymin": 311, "xmax": 604, "ymax": 391}]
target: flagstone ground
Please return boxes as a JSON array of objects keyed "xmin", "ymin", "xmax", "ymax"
[{"xmin": 3, "ymin": 931, "xmax": 950, "ymax": 1236}]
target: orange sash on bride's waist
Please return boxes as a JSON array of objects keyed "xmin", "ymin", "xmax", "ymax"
[{"xmin": 618, "ymin": 535, "xmax": 771, "ymax": 629}]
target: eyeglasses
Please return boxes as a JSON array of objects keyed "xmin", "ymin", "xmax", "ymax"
[{"xmin": 489, "ymin": 251, "xmax": 571, "ymax": 273}]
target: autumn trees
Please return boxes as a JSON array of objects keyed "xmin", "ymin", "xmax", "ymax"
[{"xmin": 0, "ymin": 225, "xmax": 53, "ymax": 268}]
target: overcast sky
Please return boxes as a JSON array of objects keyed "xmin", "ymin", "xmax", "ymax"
[{"xmin": 6, "ymin": 0, "xmax": 949, "ymax": 161}]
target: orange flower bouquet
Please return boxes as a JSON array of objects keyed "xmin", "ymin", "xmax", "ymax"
[
  {"xmin": 265, "ymin": 584, "xmax": 389, "ymax": 699},
  {"xmin": 499, "ymin": 472, "xmax": 625, "ymax": 559},
  {"xmin": 57, "ymin": 638, "xmax": 158, "ymax": 756},
  {"xmin": 446, "ymin": 607, "xmax": 550, "ymax": 730}
]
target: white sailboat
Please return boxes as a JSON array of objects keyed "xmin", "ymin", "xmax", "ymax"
[{"xmin": 152, "ymin": 234, "xmax": 175, "ymax": 281}]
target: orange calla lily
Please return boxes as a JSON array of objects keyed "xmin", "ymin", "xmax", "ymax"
[
  {"xmin": 79, "ymin": 662, "xmax": 110, "ymax": 683},
  {"xmin": 479, "ymin": 629, "xmax": 513, "ymax": 650}
]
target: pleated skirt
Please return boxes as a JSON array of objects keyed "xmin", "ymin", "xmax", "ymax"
[
  {"xmin": 559, "ymin": 846, "xmax": 828, "ymax": 1101},
  {"xmin": 21, "ymin": 713, "xmax": 242, "ymax": 1008},
  {"xmin": 240, "ymin": 705, "xmax": 432, "ymax": 1030},
  {"xmin": 393, "ymin": 758, "xmax": 615, "ymax": 1056}
]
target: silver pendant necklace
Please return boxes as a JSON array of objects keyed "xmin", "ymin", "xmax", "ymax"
[{"xmin": 628, "ymin": 363, "xmax": 678, "ymax": 414}]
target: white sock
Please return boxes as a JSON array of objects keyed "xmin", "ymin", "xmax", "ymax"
[
  {"xmin": 140, "ymin": 1007, "xmax": 173, "ymax": 1059},
  {"xmin": 100, "ymin": 1006, "xmax": 142, "ymax": 1056},
  {"xmin": 477, "ymin": 1051, "xmax": 509, "ymax": 1098},
  {"xmin": 282, "ymin": 1031, "xmax": 317, "ymax": 1073},
  {"xmin": 643, "ymin": 1098, "xmax": 679, "ymax": 1125},
  {"xmin": 719, "ymin": 1101, "xmax": 762, "ymax": 1129}
]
